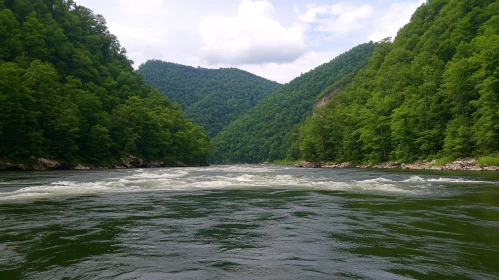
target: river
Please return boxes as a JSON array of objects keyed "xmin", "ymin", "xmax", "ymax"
[{"xmin": 1, "ymin": 165, "xmax": 498, "ymax": 279}]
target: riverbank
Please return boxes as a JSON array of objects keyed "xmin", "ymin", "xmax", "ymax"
[
  {"xmin": 294, "ymin": 158, "xmax": 499, "ymax": 171},
  {"xmin": 0, "ymin": 155, "xmax": 206, "ymax": 171}
]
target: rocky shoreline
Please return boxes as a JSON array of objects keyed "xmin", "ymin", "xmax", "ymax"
[
  {"xmin": 0, "ymin": 155, "xmax": 204, "ymax": 171},
  {"xmin": 295, "ymin": 158, "xmax": 499, "ymax": 171}
]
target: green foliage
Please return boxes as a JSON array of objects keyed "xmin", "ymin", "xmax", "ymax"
[
  {"xmin": 213, "ymin": 42, "xmax": 378, "ymax": 163},
  {"xmin": 0, "ymin": 0, "xmax": 212, "ymax": 166},
  {"xmin": 296, "ymin": 0, "xmax": 499, "ymax": 164},
  {"xmin": 138, "ymin": 61, "xmax": 281, "ymax": 137},
  {"xmin": 477, "ymin": 155, "xmax": 499, "ymax": 167},
  {"xmin": 434, "ymin": 156, "xmax": 455, "ymax": 167}
]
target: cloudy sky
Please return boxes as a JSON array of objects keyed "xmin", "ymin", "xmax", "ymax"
[{"xmin": 77, "ymin": 0, "xmax": 425, "ymax": 83}]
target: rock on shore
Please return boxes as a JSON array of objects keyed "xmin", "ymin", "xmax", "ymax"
[
  {"xmin": 33, "ymin": 158, "xmax": 64, "ymax": 170},
  {"xmin": 0, "ymin": 161, "xmax": 27, "ymax": 171},
  {"xmin": 295, "ymin": 158, "xmax": 499, "ymax": 171},
  {"xmin": 294, "ymin": 161, "xmax": 322, "ymax": 168},
  {"xmin": 0, "ymin": 155, "xmax": 197, "ymax": 171}
]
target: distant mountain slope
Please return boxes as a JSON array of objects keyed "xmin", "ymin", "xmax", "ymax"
[
  {"xmin": 213, "ymin": 42, "xmax": 380, "ymax": 163},
  {"xmin": 297, "ymin": 0, "xmax": 499, "ymax": 164},
  {"xmin": 138, "ymin": 60, "xmax": 281, "ymax": 137}
]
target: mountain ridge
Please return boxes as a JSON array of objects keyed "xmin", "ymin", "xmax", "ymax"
[
  {"xmin": 138, "ymin": 60, "xmax": 281, "ymax": 137},
  {"xmin": 213, "ymin": 41, "xmax": 380, "ymax": 163}
]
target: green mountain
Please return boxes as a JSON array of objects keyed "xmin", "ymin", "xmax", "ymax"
[
  {"xmin": 297, "ymin": 0, "xmax": 499, "ymax": 164},
  {"xmin": 213, "ymin": 42, "xmax": 380, "ymax": 163},
  {"xmin": 138, "ymin": 60, "xmax": 281, "ymax": 137},
  {"xmin": 0, "ymin": 0, "xmax": 212, "ymax": 166}
]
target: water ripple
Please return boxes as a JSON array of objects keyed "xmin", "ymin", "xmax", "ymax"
[{"xmin": 0, "ymin": 166, "xmax": 498, "ymax": 279}]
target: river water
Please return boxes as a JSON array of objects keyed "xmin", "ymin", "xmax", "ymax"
[{"xmin": 1, "ymin": 165, "xmax": 498, "ymax": 279}]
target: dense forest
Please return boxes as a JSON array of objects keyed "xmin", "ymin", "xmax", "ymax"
[
  {"xmin": 138, "ymin": 60, "xmax": 281, "ymax": 137},
  {"xmin": 296, "ymin": 0, "xmax": 499, "ymax": 164},
  {"xmin": 1, "ymin": 0, "xmax": 497, "ymax": 168},
  {"xmin": 213, "ymin": 42, "xmax": 380, "ymax": 163},
  {"xmin": 0, "ymin": 0, "xmax": 212, "ymax": 166}
]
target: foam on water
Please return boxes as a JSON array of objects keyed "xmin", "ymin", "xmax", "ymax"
[
  {"xmin": 3, "ymin": 181, "xmax": 111, "ymax": 200},
  {"xmin": 129, "ymin": 170, "xmax": 190, "ymax": 179},
  {"xmin": 0, "ymin": 166, "xmax": 496, "ymax": 201},
  {"xmin": 427, "ymin": 178, "xmax": 489, "ymax": 183},
  {"xmin": 359, "ymin": 178, "xmax": 395, "ymax": 184},
  {"xmin": 192, "ymin": 165, "xmax": 276, "ymax": 173},
  {"xmin": 403, "ymin": 176, "xmax": 426, "ymax": 183}
]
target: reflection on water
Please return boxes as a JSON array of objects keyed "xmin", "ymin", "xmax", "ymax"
[{"xmin": 0, "ymin": 165, "xmax": 498, "ymax": 279}]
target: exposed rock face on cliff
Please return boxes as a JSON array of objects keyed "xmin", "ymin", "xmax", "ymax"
[{"xmin": 314, "ymin": 89, "xmax": 337, "ymax": 109}]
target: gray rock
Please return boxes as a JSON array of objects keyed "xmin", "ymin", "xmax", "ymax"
[
  {"xmin": 0, "ymin": 161, "xmax": 27, "ymax": 171},
  {"xmin": 33, "ymin": 158, "xmax": 62, "ymax": 170},
  {"xmin": 294, "ymin": 161, "xmax": 321, "ymax": 168},
  {"xmin": 74, "ymin": 164, "xmax": 90, "ymax": 170}
]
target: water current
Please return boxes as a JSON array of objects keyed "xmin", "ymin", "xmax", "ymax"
[{"xmin": 1, "ymin": 165, "xmax": 498, "ymax": 279}]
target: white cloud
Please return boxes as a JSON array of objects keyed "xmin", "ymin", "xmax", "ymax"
[
  {"xmin": 299, "ymin": 3, "xmax": 375, "ymax": 35},
  {"xmin": 199, "ymin": 0, "xmax": 307, "ymax": 65},
  {"xmin": 369, "ymin": 0, "xmax": 427, "ymax": 41},
  {"xmin": 240, "ymin": 50, "xmax": 340, "ymax": 83},
  {"xmin": 297, "ymin": 1, "xmax": 423, "ymax": 40},
  {"xmin": 75, "ymin": 0, "xmax": 425, "ymax": 83}
]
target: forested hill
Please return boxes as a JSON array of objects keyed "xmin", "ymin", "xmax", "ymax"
[
  {"xmin": 213, "ymin": 42, "xmax": 380, "ymax": 163},
  {"xmin": 297, "ymin": 0, "xmax": 499, "ymax": 164},
  {"xmin": 138, "ymin": 60, "xmax": 281, "ymax": 137},
  {"xmin": 0, "ymin": 0, "xmax": 212, "ymax": 166}
]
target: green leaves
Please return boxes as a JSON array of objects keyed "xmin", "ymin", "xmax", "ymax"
[
  {"xmin": 295, "ymin": 0, "xmax": 499, "ymax": 164},
  {"xmin": 0, "ymin": 62, "xmax": 38, "ymax": 158},
  {"xmin": 138, "ymin": 61, "xmax": 281, "ymax": 138},
  {"xmin": 0, "ymin": 2, "xmax": 212, "ymax": 166},
  {"xmin": 213, "ymin": 42, "xmax": 378, "ymax": 163},
  {"xmin": 21, "ymin": 12, "xmax": 48, "ymax": 61}
]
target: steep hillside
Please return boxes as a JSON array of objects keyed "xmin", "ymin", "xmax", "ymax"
[
  {"xmin": 297, "ymin": 0, "xmax": 499, "ymax": 164},
  {"xmin": 0, "ymin": 0, "xmax": 212, "ymax": 166},
  {"xmin": 213, "ymin": 42, "xmax": 380, "ymax": 163},
  {"xmin": 138, "ymin": 60, "xmax": 281, "ymax": 137}
]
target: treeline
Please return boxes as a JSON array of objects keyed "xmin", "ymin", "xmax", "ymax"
[
  {"xmin": 213, "ymin": 42, "xmax": 379, "ymax": 163},
  {"xmin": 138, "ymin": 60, "xmax": 281, "ymax": 137},
  {"xmin": 297, "ymin": 0, "xmax": 499, "ymax": 164},
  {"xmin": 0, "ymin": 0, "xmax": 212, "ymax": 166}
]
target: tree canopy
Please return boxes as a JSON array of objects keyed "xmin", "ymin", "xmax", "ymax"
[
  {"xmin": 296, "ymin": 0, "xmax": 499, "ymax": 164},
  {"xmin": 213, "ymin": 42, "xmax": 379, "ymax": 163},
  {"xmin": 0, "ymin": 0, "xmax": 212, "ymax": 166},
  {"xmin": 138, "ymin": 60, "xmax": 281, "ymax": 137},
  {"xmin": 2, "ymin": 0, "xmax": 496, "ymax": 167}
]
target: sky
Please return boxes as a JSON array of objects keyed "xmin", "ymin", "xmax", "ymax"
[{"xmin": 77, "ymin": 0, "xmax": 425, "ymax": 83}]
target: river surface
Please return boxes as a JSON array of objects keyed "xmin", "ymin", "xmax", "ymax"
[{"xmin": 1, "ymin": 165, "xmax": 499, "ymax": 279}]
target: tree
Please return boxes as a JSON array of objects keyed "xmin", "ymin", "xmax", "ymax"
[
  {"xmin": 21, "ymin": 12, "xmax": 48, "ymax": 62},
  {"xmin": 0, "ymin": 62, "xmax": 41, "ymax": 157},
  {"xmin": 0, "ymin": 2, "xmax": 212, "ymax": 166}
]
